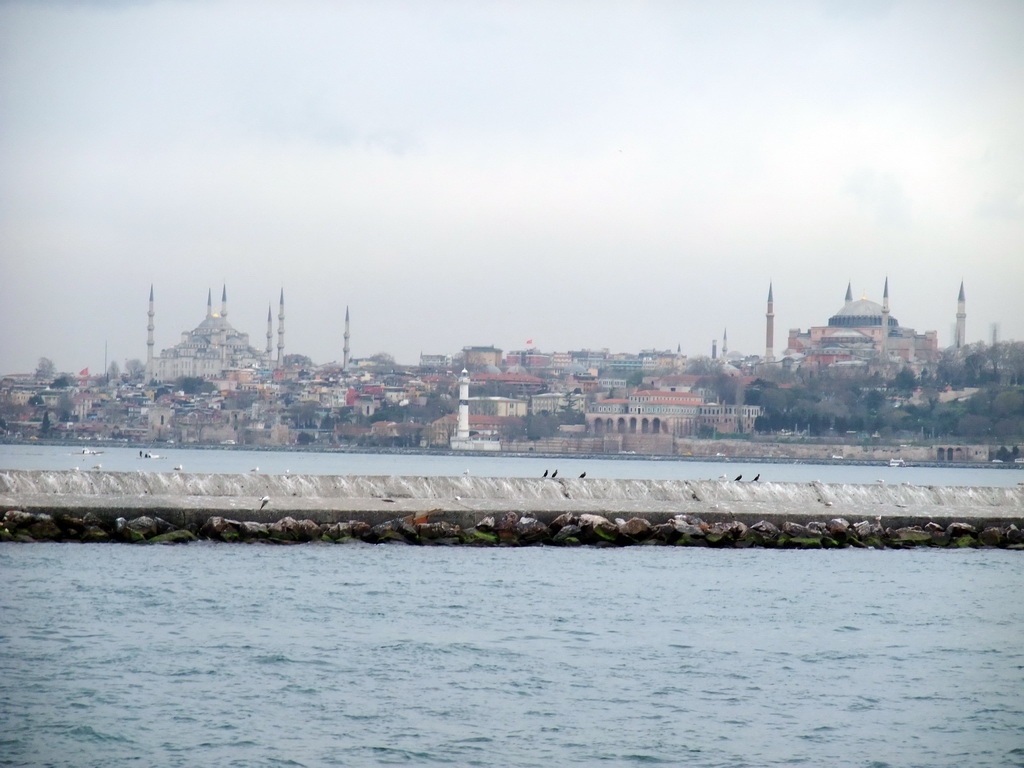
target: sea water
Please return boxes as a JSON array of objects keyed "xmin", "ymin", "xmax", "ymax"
[{"xmin": 1, "ymin": 544, "xmax": 1022, "ymax": 768}]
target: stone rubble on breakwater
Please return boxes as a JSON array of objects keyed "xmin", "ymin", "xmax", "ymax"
[{"xmin": 3, "ymin": 508, "xmax": 1023, "ymax": 549}]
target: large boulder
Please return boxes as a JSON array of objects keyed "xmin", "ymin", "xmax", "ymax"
[
  {"xmin": 578, "ymin": 514, "xmax": 619, "ymax": 545},
  {"xmin": 200, "ymin": 516, "xmax": 242, "ymax": 542},
  {"xmin": 149, "ymin": 529, "xmax": 197, "ymax": 544},
  {"xmin": 515, "ymin": 516, "xmax": 552, "ymax": 545},
  {"xmin": 890, "ymin": 527, "xmax": 933, "ymax": 547},
  {"xmin": 417, "ymin": 521, "xmax": 463, "ymax": 545},
  {"xmin": 552, "ymin": 524, "xmax": 583, "ymax": 546},
  {"xmin": 617, "ymin": 517, "xmax": 653, "ymax": 543},
  {"xmin": 368, "ymin": 517, "xmax": 418, "ymax": 544},
  {"xmin": 978, "ymin": 527, "xmax": 1004, "ymax": 547},
  {"xmin": 743, "ymin": 520, "xmax": 780, "ymax": 547}
]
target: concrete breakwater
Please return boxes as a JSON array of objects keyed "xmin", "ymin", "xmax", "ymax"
[{"xmin": 1, "ymin": 469, "xmax": 1022, "ymax": 548}]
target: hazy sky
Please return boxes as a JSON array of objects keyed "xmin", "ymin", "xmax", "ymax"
[{"xmin": 1, "ymin": 0, "xmax": 1022, "ymax": 374}]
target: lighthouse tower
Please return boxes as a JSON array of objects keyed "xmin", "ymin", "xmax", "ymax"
[{"xmin": 457, "ymin": 369, "xmax": 470, "ymax": 441}]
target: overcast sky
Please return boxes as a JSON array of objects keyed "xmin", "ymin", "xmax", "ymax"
[{"xmin": 1, "ymin": 0, "xmax": 1022, "ymax": 375}]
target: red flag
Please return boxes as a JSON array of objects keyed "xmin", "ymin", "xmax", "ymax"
[
  {"xmin": 526, "ymin": 339, "xmax": 533, "ymax": 345},
  {"xmin": 79, "ymin": 368, "xmax": 89, "ymax": 376}
]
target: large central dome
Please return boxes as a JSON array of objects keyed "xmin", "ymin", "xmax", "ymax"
[{"xmin": 828, "ymin": 297, "xmax": 898, "ymax": 328}]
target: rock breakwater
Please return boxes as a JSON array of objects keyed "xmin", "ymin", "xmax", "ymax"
[{"xmin": 3, "ymin": 508, "xmax": 1023, "ymax": 549}]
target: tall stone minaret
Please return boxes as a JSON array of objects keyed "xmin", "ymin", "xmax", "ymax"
[
  {"xmin": 457, "ymin": 369, "xmax": 471, "ymax": 442},
  {"xmin": 147, "ymin": 284, "xmax": 154, "ymax": 380},
  {"xmin": 277, "ymin": 289, "xmax": 285, "ymax": 368},
  {"xmin": 765, "ymin": 282, "xmax": 775, "ymax": 363},
  {"xmin": 845, "ymin": 282, "xmax": 853, "ymax": 304},
  {"xmin": 879, "ymin": 277, "xmax": 891, "ymax": 361},
  {"xmin": 206, "ymin": 288, "xmax": 213, "ymax": 319},
  {"xmin": 265, "ymin": 304, "xmax": 273, "ymax": 361},
  {"xmin": 711, "ymin": 339, "xmax": 718, "ymax": 359},
  {"xmin": 343, "ymin": 306, "xmax": 350, "ymax": 371},
  {"xmin": 955, "ymin": 281, "xmax": 966, "ymax": 349},
  {"xmin": 220, "ymin": 284, "xmax": 228, "ymax": 319},
  {"xmin": 722, "ymin": 328, "xmax": 728, "ymax": 357}
]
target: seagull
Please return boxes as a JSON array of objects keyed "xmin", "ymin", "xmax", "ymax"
[
  {"xmin": 250, "ymin": 467, "xmax": 259, "ymax": 472},
  {"xmin": 579, "ymin": 471, "xmax": 587, "ymax": 479},
  {"xmin": 752, "ymin": 473, "xmax": 760, "ymax": 482},
  {"xmin": 173, "ymin": 464, "xmax": 183, "ymax": 471},
  {"xmin": 718, "ymin": 474, "xmax": 728, "ymax": 479},
  {"xmin": 258, "ymin": 495, "xmax": 270, "ymax": 511},
  {"xmin": 92, "ymin": 464, "xmax": 102, "ymax": 470},
  {"xmin": 734, "ymin": 474, "xmax": 742, "ymax": 482},
  {"xmin": 551, "ymin": 469, "xmax": 558, "ymax": 478},
  {"xmin": 463, "ymin": 469, "xmax": 470, "ymax": 476},
  {"xmin": 542, "ymin": 469, "xmax": 549, "ymax": 478}
]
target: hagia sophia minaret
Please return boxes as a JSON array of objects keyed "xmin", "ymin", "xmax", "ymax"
[
  {"xmin": 956, "ymin": 281, "xmax": 966, "ymax": 349},
  {"xmin": 722, "ymin": 328, "xmax": 728, "ymax": 357},
  {"xmin": 879, "ymin": 277, "xmax": 891, "ymax": 361},
  {"xmin": 343, "ymin": 306, "xmax": 351, "ymax": 371},
  {"xmin": 277, "ymin": 289, "xmax": 285, "ymax": 368},
  {"xmin": 147, "ymin": 286, "xmax": 154, "ymax": 382},
  {"xmin": 764, "ymin": 282, "xmax": 775, "ymax": 362}
]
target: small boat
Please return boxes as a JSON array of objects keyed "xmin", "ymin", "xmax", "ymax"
[{"xmin": 889, "ymin": 458, "xmax": 906, "ymax": 467}]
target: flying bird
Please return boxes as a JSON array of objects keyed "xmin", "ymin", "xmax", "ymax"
[
  {"xmin": 734, "ymin": 474, "xmax": 742, "ymax": 482},
  {"xmin": 258, "ymin": 495, "xmax": 270, "ymax": 511}
]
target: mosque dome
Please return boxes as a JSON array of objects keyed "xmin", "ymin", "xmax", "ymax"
[{"xmin": 828, "ymin": 297, "xmax": 898, "ymax": 328}]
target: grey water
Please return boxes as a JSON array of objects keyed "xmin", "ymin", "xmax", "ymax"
[
  {"xmin": 1, "ymin": 544, "xmax": 1022, "ymax": 768},
  {"xmin": 3, "ymin": 443, "xmax": 1022, "ymax": 487}
]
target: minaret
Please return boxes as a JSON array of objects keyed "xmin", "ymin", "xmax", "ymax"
[
  {"xmin": 845, "ymin": 282, "xmax": 853, "ymax": 304},
  {"xmin": 147, "ymin": 286, "xmax": 154, "ymax": 382},
  {"xmin": 879, "ymin": 277, "xmax": 890, "ymax": 361},
  {"xmin": 765, "ymin": 282, "xmax": 775, "ymax": 363},
  {"xmin": 955, "ymin": 281, "xmax": 966, "ymax": 349},
  {"xmin": 711, "ymin": 339, "xmax": 717, "ymax": 359},
  {"xmin": 277, "ymin": 289, "xmax": 285, "ymax": 368},
  {"xmin": 343, "ymin": 306, "xmax": 350, "ymax": 371},
  {"xmin": 220, "ymin": 284, "xmax": 228, "ymax": 319},
  {"xmin": 206, "ymin": 288, "xmax": 213, "ymax": 319},
  {"xmin": 722, "ymin": 328, "xmax": 728, "ymax": 357},
  {"xmin": 457, "ymin": 369, "xmax": 471, "ymax": 442},
  {"xmin": 265, "ymin": 304, "xmax": 273, "ymax": 360}
]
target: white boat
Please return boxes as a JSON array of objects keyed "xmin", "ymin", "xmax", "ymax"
[{"xmin": 889, "ymin": 458, "xmax": 906, "ymax": 467}]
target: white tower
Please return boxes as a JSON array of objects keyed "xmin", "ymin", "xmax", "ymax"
[
  {"xmin": 220, "ymin": 284, "xmax": 228, "ymax": 319},
  {"xmin": 765, "ymin": 282, "xmax": 775, "ymax": 363},
  {"xmin": 147, "ymin": 284, "xmax": 154, "ymax": 380},
  {"xmin": 457, "ymin": 369, "xmax": 470, "ymax": 441}
]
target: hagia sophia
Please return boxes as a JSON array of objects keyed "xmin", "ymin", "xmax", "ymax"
[{"xmin": 766, "ymin": 279, "xmax": 965, "ymax": 373}]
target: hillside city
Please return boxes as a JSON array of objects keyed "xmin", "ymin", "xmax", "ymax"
[{"xmin": 3, "ymin": 336, "xmax": 1023, "ymax": 464}]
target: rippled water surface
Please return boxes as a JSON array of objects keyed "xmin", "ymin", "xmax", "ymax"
[{"xmin": 2, "ymin": 545, "xmax": 1022, "ymax": 767}]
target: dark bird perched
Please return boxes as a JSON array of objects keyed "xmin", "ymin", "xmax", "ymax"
[
  {"xmin": 734, "ymin": 474, "xmax": 742, "ymax": 481},
  {"xmin": 752, "ymin": 473, "xmax": 760, "ymax": 482},
  {"xmin": 551, "ymin": 469, "xmax": 558, "ymax": 478},
  {"xmin": 542, "ymin": 469, "xmax": 549, "ymax": 478},
  {"xmin": 579, "ymin": 472, "xmax": 587, "ymax": 479},
  {"xmin": 258, "ymin": 495, "xmax": 270, "ymax": 511}
]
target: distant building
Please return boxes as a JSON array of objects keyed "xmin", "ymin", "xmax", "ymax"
[
  {"xmin": 147, "ymin": 285, "xmax": 280, "ymax": 381},
  {"xmin": 784, "ymin": 280, "xmax": 940, "ymax": 370},
  {"xmin": 462, "ymin": 346, "xmax": 503, "ymax": 369}
]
